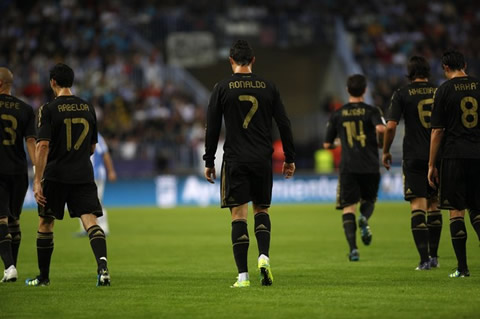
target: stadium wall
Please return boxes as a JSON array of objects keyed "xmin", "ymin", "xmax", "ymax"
[{"xmin": 24, "ymin": 172, "xmax": 404, "ymax": 208}]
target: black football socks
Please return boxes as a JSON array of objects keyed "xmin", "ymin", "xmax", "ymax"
[
  {"xmin": 450, "ymin": 217, "xmax": 468, "ymax": 272},
  {"xmin": 342, "ymin": 213, "xmax": 357, "ymax": 251},
  {"xmin": 468, "ymin": 210, "xmax": 480, "ymax": 241},
  {"xmin": 231, "ymin": 220, "xmax": 249, "ymax": 273},
  {"xmin": 254, "ymin": 212, "xmax": 271, "ymax": 257},
  {"xmin": 0, "ymin": 222, "xmax": 14, "ymax": 269},
  {"xmin": 427, "ymin": 210, "xmax": 442, "ymax": 258},
  {"xmin": 37, "ymin": 231, "xmax": 54, "ymax": 280},
  {"xmin": 87, "ymin": 225, "xmax": 108, "ymax": 272},
  {"xmin": 411, "ymin": 210, "xmax": 429, "ymax": 263},
  {"xmin": 360, "ymin": 201, "xmax": 374, "ymax": 220}
]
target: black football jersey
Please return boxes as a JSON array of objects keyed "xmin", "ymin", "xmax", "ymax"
[
  {"xmin": 386, "ymin": 82, "xmax": 437, "ymax": 160},
  {"xmin": 203, "ymin": 73, "xmax": 295, "ymax": 167},
  {"xmin": 431, "ymin": 76, "xmax": 480, "ymax": 159},
  {"xmin": 37, "ymin": 95, "xmax": 98, "ymax": 183},
  {"xmin": 325, "ymin": 102, "xmax": 385, "ymax": 173},
  {"xmin": 0, "ymin": 94, "xmax": 36, "ymax": 174}
]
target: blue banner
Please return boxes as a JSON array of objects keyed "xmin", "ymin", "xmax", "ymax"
[{"xmin": 24, "ymin": 172, "xmax": 405, "ymax": 208}]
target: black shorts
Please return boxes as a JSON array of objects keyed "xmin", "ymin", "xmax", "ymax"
[
  {"xmin": 0, "ymin": 173, "xmax": 28, "ymax": 220},
  {"xmin": 336, "ymin": 173, "xmax": 380, "ymax": 209},
  {"xmin": 220, "ymin": 160, "xmax": 273, "ymax": 208},
  {"xmin": 38, "ymin": 180, "xmax": 102, "ymax": 220},
  {"xmin": 438, "ymin": 158, "xmax": 480, "ymax": 211},
  {"xmin": 403, "ymin": 159, "xmax": 437, "ymax": 201}
]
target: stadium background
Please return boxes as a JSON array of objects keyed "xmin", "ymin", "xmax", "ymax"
[
  {"xmin": 7, "ymin": 0, "xmax": 478, "ymax": 207},
  {"xmin": 3, "ymin": 1, "xmax": 480, "ymax": 319}
]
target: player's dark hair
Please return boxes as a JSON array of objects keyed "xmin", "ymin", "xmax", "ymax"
[
  {"xmin": 229, "ymin": 40, "xmax": 254, "ymax": 66},
  {"xmin": 442, "ymin": 50, "xmax": 465, "ymax": 71},
  {"xmin": 49, "ymin": 63, "xmax": 74, "ymax": 88},
  {"xmin": 347, "ymin": 74, "xmax": 366, "ymax": 97},
  {"xmin": 407, "ymin": 56, "xmax": 430, "ymax": 80}
]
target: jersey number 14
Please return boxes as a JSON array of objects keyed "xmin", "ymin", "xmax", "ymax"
[{"xmin": 342, "ymin": 120, "xmax": 366, "ymax": 148}]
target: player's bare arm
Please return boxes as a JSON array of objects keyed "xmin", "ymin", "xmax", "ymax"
[
  {"xmin": 26, "ymin": 137, "xmax": 36, "ymax": 167},
  {"xmin": 382, "ymin": 121, "xmax": 397, "ymax": 170},
  {"xmin": 103, "ymin": 151, "xmax": 117, "ymax": 182},
  {"xmin": 33, "ymin": 140, "xmax": 49, "ymax": 207},
  {"xmin": 427, "ymin": 128, "xmax": 444, "ymax": 188},
  {"xmin": 375, "ymin": 124, "xmax": 386, "ymax": 149}
]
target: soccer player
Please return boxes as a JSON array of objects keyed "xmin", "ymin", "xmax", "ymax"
[
  {"xmin": 27, "ymin": 63, "xmax": 110, "ymax": 286},
  {"xmin": 76, "ymin": 132, "xmax": 116, "ymax": 236},
  {"xmin": 324, "ymin": 74, "xmax": 385, "ymax": 261},
  {"xmin": 428, "ymin": 50, "xmax": 480, "ymax": 277},
  {"xmin": 0, "ymin": 67, "xmax": 36, "ymax": 282},
  {"xmin": 203, "ymin": 40, "xmax": 296, "ymax": 288},
  {"xmin": 383, "ymin": 56, "xmax": 442, "ymax": 270}
]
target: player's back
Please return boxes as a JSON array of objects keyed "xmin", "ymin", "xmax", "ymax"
[
  {"xmin": 0, "ymin": 94, "xmax": 35, "ymax": 175},
  {"xmin": 37, "ymin": 95, "xmax": 97, "ymax": 183},
  {"xmin": 388, "ymin": 82, "xmax": 436, "ymax": 160},
  {"xmin": 217, "ymin": 73, "xmax": 289, "ymax": 163},
  {"xmin": 332, "ymin": 102, "xmax": 383, "ymax": 173},
  {"xmin": 433, "ymin": 76, "xmax": 480, "ymax": 159}
]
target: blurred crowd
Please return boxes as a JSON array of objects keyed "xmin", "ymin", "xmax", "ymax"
[
  {"xmin": 2, "ymin": 0, "xmax": 480, "ymax": 175},
  {"xmin": 338, "ymin": 0, "xmax": 480, "ymax": 111},
  {"xmin": 0, "ymin": 0, "xmax": 206, "ymax": 174}
]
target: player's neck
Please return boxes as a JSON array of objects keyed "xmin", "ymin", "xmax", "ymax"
[
  {"xmin": 0, "ymin": 89, "xmax": 11, "ymax": 95},
  {"xmin": 412, "ymin": 78, "xmax": 428, "ymax": 83},
  {"xmin": 349, "ymin": 96, "xmax": 364, "ymax": 103},
  {"xmin": 233, "ymin": 65, "xmax": 252, "ymax": 74},
  {"xmin": 55, "ymin": 88, "xmax": 73, "ymax": 97},
  {"xmin": 448, "ymin": 70, "xmax": 467, "ymax": 79}
]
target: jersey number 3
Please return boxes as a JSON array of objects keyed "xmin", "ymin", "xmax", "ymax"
[
  {"xmin": 64, "ymin": 118, "xmax": 89, "ymax": 151},
  {"xmin": 1, "ymin": 114, "xmax": 17, "ymax": 145},
  {"xmin": 239, "ymin": 95, "xmax": 258, "ymax": 129}
]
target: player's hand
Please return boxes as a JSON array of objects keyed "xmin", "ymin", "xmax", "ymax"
[
  {"xmin": 282, "ymin": 162, "xmax": 295, "ymax": 179},
  {"xmin": 33, "ymin": 180, "xmax": 47, "ymax": 207},
  {"xmin": 382, "ymin": 152, "xmax": 392, "ymax": 170},
  {"xmin": 108, "ymin": 170, "xmax": 117, "ymax": 182},
  {"xmin": 204, "ymin": 167, "xmax": 216, "ymax": 184},
  {"xmin": 428, "ymin": 166, "xmax": 439, "ymax": 189}
]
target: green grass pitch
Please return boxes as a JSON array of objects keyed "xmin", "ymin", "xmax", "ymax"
[{"xmin": 1, "ymin": 203, "xmax": 480, "ymax": 318}]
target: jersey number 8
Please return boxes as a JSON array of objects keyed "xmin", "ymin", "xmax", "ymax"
[{"xmin": 460, "ymin": 96, "xmax": 478, "ymax": 128}]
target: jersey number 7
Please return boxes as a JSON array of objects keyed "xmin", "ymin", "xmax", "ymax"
[{"xmin": 239, "ymin": 95, "xmax": 258, "ymax": 129}]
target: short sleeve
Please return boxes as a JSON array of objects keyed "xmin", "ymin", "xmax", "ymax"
[
  {"xmin": 324, "ymin": 112, "xmax": 338, "ymax": 143},
  {"xmin": 386, "ymin": 89, "xmax": 403, "ymax": 122},
  {"xmin": 431, "ymin": 85, "xmax": 446, "ymax": 128},
  {"xmin": 371, "ymin": 106, "xmax": 386, "ymax": 126},
  {"xmin": 90, "ymin": 106, "xmax": 98, "ymax": 145},
  {"xmin": 37, "ymin": 104, "xmax": 52, "ymax": 141},
  {"xmin": 24, "ymin": 105, "xmax": 36, "ymax": 139}
]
